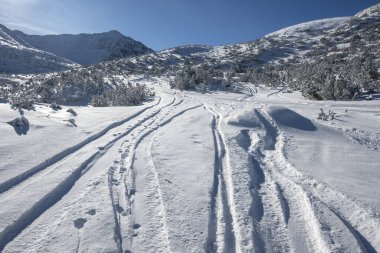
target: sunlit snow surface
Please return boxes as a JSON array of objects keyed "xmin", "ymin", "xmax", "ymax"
[{"xmin": 0, "ymin": 78, "xmax": 379, "ymax": 253}]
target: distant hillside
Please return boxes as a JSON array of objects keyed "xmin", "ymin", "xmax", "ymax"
[
  {"xmin": 0, "ymin": 24, "xmax": 153, "ymax": 74},
  {"xmin": 1, "ymin": 3, "xmax": 379, "ymax": 104},
  {"xmin": 0, "ymin": 24, "xmax": 79, "ymax": 74},
  {"xmin": 14, "ymin": 30, "xmax": 154, "ymax": 65}
]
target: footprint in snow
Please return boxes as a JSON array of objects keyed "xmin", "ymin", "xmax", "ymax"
[
  {"xmin": 129, "ymin": 189, "xmax": 136, "ymax": 196},
  {"xmin": 85, "ymin": 209, "xmax": 96, "ymax": 216},
  {"xmin": 115, "ymin": 204, "xmax": 124, "ymax": 213},
  {"xmin": 164, "ymin": 179, "xmax": 172, "ymax": 184},
  {"xmin": 74, "ymin": 218, "xmax": 87, "ymax": 229}
]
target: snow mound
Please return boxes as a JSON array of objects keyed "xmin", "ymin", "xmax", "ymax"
[
  {"xmin": 227, "ymin": 110, "xmax": 260, "ymax": 128},
  {"xmin": 269, "ymin": 106, "xmax": 317, "ymax": 131}
]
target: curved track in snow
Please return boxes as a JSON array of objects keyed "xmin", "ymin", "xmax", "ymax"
[{"xmin": 1, "ymin": 84, "xmax": 379, "ymax": 253}]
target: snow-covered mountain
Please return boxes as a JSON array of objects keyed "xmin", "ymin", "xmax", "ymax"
[
  {"xmin": 0, "ymin": 4, "xmax": 380, "ymax": 252},
  {"xmin": 119, "ymin": 3, "xmax": 378, "ymax": 71},
  {"xmin": 264, "ymin": 17, "xmax": 349, "ymax": 38},
  {"xmin": 100, "ymin": 3, "xmax": 378, "ymax": 100},
  {"xmin": 0, "ymin": 24, "xmax": 153, "ymax": 74},
  {"xmin": 84, "ymin": 15, "xmax": 354, "ymax": 75},
  {"xmin": 1, "ymin": 3, "xmax": 379, "ymax": 103},
  {"xmin": 0, "ymin": 24, "xmax": 79, "ymax": 74},
  {"xmin": 14, "ymin": 30, "xmax": 154, "ymax": 65}
]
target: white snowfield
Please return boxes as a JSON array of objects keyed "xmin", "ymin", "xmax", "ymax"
[
  {"xmin": 264, "ymin": 17, "xmax": 349, "ymax": 38},
  {"xmin": 0, "ymin": 80, "xmax": 379, "ymax": 253}
]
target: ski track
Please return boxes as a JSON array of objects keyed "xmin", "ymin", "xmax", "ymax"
[
  {"xmin": 231, "ymin": 111, "xmax": 293, "ymax": 253},
  {"xmin": 1, "ymin": 88, "xmax": 379, "ymax": 252},
  {"xmin": 107, "ymin": 96, "xmax": 181, "ymax": 253},
  {"xmin": 0, "ymin": 96, "xmax": 178, "ymax": 252},
  {"xmin": 0, "ymin": 97, "xmax": 162, "ymax": 194},
  {"xmin": 204, "ymin": 104, "xmax": 241, "ymax": 253},
  {"xmin": 253, "ymin": 108, "xmax": 380, "ymax": 253},
  {"xmin": 201, "ymin": 101, "xmax": 379, "ymax": 253},
  {"xmin": 108, "ymin": 99, "xmax": 202, "ymax": 253}
]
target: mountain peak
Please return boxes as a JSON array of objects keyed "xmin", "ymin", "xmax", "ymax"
[
  {"xmin": 107, "ymin": 30, "xmax": 122, "ymax": 35},
  {"xmin": 354, "ymin": 3, "xmax": 380, "ymax": 18},
  {"xmin": 13, "ymin": 28, "xmax": 153, "ymax": 65},
  {"xmin": 0, "ymin": 24, "xmax": 153, "ymax": 73}
]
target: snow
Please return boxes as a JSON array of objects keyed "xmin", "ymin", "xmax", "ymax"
[
  {"xmin": 0, "ymin": 24, "xmax": 153, "ymax": 73},
  {"xmin": 0, "ymin": 82, "xmax": 379, "ymax": 252},
  {"xmin": 354, "ymin": 3, "xmax": 380, "ymax": 18},
  {"xmin": 0, "ymin": 25, "xmax": 79, "ymax": 74},
  {"xmin": 15, "ymin": 30, "xmax": 153, "ymax": 65},
  {"xmin": 1, "ymin": 2, "xmax": 380, "ymax": 250},
  {"xmin": 336, "ymin": 42, "xmax": 351, "ymax": 49},
  {"xmin": 264, "ymin": 17, "xmax": 349, "ymax": 38}
]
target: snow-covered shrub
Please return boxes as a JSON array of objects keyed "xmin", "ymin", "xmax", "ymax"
[
  {"xmin": 68, "ymin": 118, "xmax": 76, "ymax": 126},
  {"xmin": 91, "ymin": 83, "xmax": 154, "ymax": 107},
  {"xmin": 90, "ymin": 95, "xmax": 109, "ymax": 107},
  {"xmin": 8, "ymin": 92, "xmax": 35, "ymax": 110},
  {"xmin": 66, "ymin": 108, "xmax": 77, "ymax": 116},
  {"xmin": 170, "ymin": 64, "xmax": 223, "ymax": 91},
  {"xmin": 317, "ymin": 109, "xmax": 336, "ymax": 120},
  {"xmin": 35, "ymin": 78, "xmax": 57, "ymax": 103},
  {"xmin": 302, "ymin": 86, "xmax": 323, "ymax": 100},
  {"xmin": 7, "ymin": 116, "xmax": 29, "ymax": 127},
  {"xmin": 50, "ymin": 103, "xmax": 62, "ymax": 110},
  {"xmin": 10, "ymin": 96, "xmax": 34, "ymax": 110}
]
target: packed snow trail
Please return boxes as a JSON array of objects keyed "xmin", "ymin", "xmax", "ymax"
[
  {"xmin": 204, "ymin": 105, "xmax": 238, "ymax": 253},
  {"xmin": 0, "ymin": 94, "xmax": 174, "ymax": 251},
  {"xmin": 1, "ymin": 83, "xmax": 379, "ymax": 252}
]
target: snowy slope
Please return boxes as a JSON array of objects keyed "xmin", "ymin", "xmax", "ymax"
[
  {"xmin": 0, "ymin": 79, "xmax": 379, "ymax": 252},
  {"xmin": 146, "ymin": 17, "xmax": 349, "ymax": 67},
  {"xmin": 354, "ymin": 3, "xmax": 380, "ymax": 18},
  {"xmin": 0, "ymin": 3, "xmax": 379, "ymax": 252},
  {"xmin": 264, "ymin": 17, "xmax": 348, "ymax": 38},
  {"xmin": 0, "ymin": 24, "xmax": 153, "ymax": 74},
  {"xmin": 0, "ymin": 24, "xmax": 79, "ymax": 74},
  {"xmin": 14, "ymin": 30, "xmax": 154, "ymax": 65},
  {"xmin": 128, "ymin": 5, "xmax": 375, "ymax": 69}
]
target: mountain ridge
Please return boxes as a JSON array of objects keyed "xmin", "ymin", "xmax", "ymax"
[
  {"xmin": 13, "ymin": 29, "xmax": 154, "ymax": 65},
  {"xmin": 0, "ymin": 3, "xmax": 379, "ymax": 103},
  {"xmin": 0, "ymin": 24, "xmax": 79, "ymax": 74},
  {"xmin": 0, "ymin": 25, "xmax": 153, "ymax": 74}
]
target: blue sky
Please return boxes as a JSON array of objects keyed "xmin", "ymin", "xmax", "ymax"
[{"xmin": 0, "ymin": 0, "xmax": 378, "ymax": 50}]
